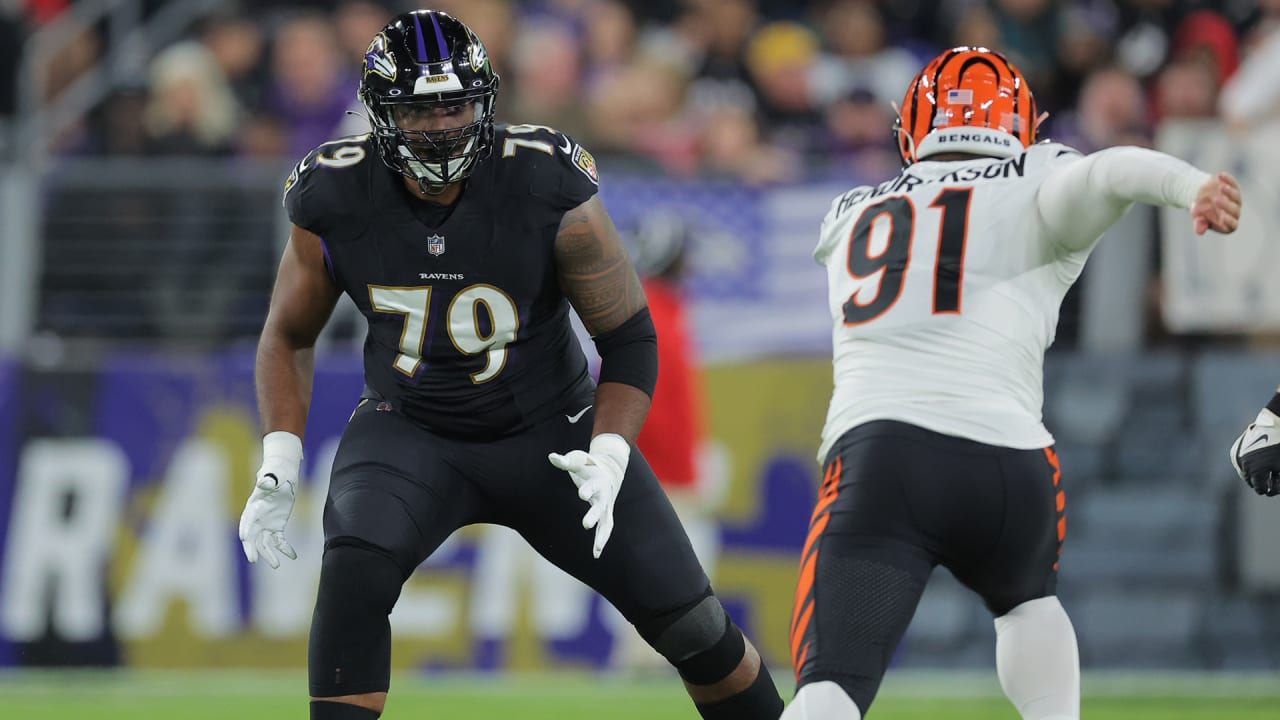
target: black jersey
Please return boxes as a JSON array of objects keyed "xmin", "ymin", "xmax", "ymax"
[{"xmin": 283, "ymin": 124, "xmax": 603, "ymax": 438}]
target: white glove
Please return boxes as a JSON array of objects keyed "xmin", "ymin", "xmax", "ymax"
[
  {"xmin": 549, "ymin": 433, "xmax": 630, "ymax": 559},
  {"xmin": 1231, "ymin": 407, "xmax": 1280, "ymax": 497},
  {"xmin": 239, "ymin": 431, "xmax": 303, "ymax": 568}
]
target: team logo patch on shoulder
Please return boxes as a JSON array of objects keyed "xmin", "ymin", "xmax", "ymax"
[
  {"xmin": 427, "ymin": 234, "xmax": 446, "ymax": 256},
  {"xmin": 571, "ymin": 145, "xmax": 599, "ymax": 185},
  {"xmin": 364, "ymin": 33, "xmax": 397, "ymax": 82}
]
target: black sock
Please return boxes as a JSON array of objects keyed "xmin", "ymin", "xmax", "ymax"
[
  {"xmin": 310, "ymin": 700, "xmax": 381, "ymax": 720},
  {"xmin": 695, "ymin": 662, "xmax": 785, "ymax": 720}
]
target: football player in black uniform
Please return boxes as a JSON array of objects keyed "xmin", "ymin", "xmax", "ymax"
[{"xmin": 236, "ymin": 10, "xmax": 784, "ymax": 720}]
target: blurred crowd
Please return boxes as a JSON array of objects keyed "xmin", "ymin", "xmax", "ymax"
[
  {"xmin": 3, "ymin": 0, "xmax": 1278, "ymax": 349},
  {"xmin": 1, "ymin": 0, "xmax": 1276, "ymax": 183}
]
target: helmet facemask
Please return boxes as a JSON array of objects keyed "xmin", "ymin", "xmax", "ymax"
[{"xmin": 363, "ymin": 86, "xmax": 497, "ymax": 195}]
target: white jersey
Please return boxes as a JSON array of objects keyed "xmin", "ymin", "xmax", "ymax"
[{"xmin": 815, "ymin": 142, "xmax": 1209, "ymax": 460}]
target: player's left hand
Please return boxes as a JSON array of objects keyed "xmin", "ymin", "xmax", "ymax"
[
  {"xmin": 549, "ymin": 433, "xmax": 630, "ymax": 559},
  {"xmin": 1190, "ymin": 171, "xmax": 1242, "ymax": 235},
  {"xmin": 1230, "ymin": 408, "xmax": 1280, "ymax": 497}
]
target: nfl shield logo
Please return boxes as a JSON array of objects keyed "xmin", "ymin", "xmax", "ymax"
[{"xmin": 427, "ymin": 234, "xmax": 446, "ymax": 256}]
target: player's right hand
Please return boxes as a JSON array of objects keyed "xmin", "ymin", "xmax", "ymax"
[
  {"xmin": 238, "ymin": 431, "xmax": 304, "ymax": 568},
  {"xmin": 1231, "ymin": 408, "xmax": 1280, "ymax": 497},
  {"xmin": 1190, "ymin": 171, "xmax": 1241, "ymax": 235}
]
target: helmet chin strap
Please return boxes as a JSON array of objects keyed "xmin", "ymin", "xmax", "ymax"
[
  {"xmin": 405, "ymin": 154, "xmax": 465, "ymax": 196},
  {"xmin": 894, "ymin": 127, "xmax": 917, "ymax": 165},
  {"xmin": 416, "ymin": 176, "xmax": 450, "ymax": 196},
  {"xmin": 890, "ymin": 101, "xmax": 918, "ymax": 167},
  {"xmin": 403, "ymin": 134, "xmax": 478, "ymax": 196}
]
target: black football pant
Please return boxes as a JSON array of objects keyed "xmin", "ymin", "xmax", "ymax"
[
  {"xmin": 309, "ymin": 394, "xmax": 709, "ymax": 697},
  {"xmin": 790, "ymin": 420, "xmax": 1065, "ymax": 713}
]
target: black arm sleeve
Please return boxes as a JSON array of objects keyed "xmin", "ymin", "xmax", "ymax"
[{"xmin": 593, "ymin": 307, "xmax": 658, "ymax": 398}]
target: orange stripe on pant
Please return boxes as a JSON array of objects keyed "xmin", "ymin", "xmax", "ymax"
[
  {"xmin": 1043, "ymin": 448, "xmax": 1066, "ymax": 571},
  {"xmin": 790, "ymin": 456, "xmax": 842, "ymax": 678},
  {"xmin": 1044, "ymin": 447, "xmax": 1062, "ymax": 486}
]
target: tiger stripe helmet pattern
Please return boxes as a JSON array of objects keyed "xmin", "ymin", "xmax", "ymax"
[{"xmin": 894, "ymin": 46, "xmax": 1039, "ymax": 166}]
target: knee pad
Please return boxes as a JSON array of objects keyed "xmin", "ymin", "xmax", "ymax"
[
  {"xmin": 636, "ymin": 591, "xmax": 745, "ymax": 685},
  {"xmin": 781, "ymin": 681, "xmax": 863, "ymax": 720},
  {"xmin": 309, "ymin": 542, "xmax": 406, "ymax": 697}
]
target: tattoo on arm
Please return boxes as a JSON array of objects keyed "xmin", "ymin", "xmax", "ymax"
[{"xmin": 555, "ymin": 196, "xmax": 647, "ymax": 335}]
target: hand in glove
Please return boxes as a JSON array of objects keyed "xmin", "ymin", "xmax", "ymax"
[
  {"xmin": 1231, "ymin": 407, "xmax": 1280, "ymax": 497},
  {"xmin": 239, "ymin": 431, "xmax": 303, "ymax": 567},
  {"xmin": 549, "ymin": 433, "xmax": 630, "ymax": 559}
]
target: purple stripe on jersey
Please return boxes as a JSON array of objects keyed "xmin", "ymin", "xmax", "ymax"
[
  {"xmin": 412, "ymin": 14, "xmax": 430, "ymax": 63},
  {"xmin": 318, "ymin": 236, "xmax": 336, "ymax": 283},
  {"xmin": 428, "ymin": 13, "xmax": 449, "ymax": 60}
]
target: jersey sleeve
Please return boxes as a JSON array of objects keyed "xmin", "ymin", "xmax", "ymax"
[
  {"xmin": 282, "ymin": 150, "xmax": 320, "ymax": 234},
  {"xmin": 520, "ymin": 128, "xmax": 601, "ymax": 213},
  {"xmin": 281, "ymin": 139, "xmax": 372, "ymax": 236},
  {"xmin": 814, "ymin": 185, "xmax": 872, "ymax": 265},
  {"xmin": 1034, "ymin": 143, "xmax": 1210, "ymax": 252}
]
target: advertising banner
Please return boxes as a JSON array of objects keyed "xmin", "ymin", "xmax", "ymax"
[
  {"xmin": 1158, "ymin": 121, "xmax": 1280, "ymax": 332},
  {"xmin": 0, "ymin": 353, "xmax": 832, "ymax": 670}
]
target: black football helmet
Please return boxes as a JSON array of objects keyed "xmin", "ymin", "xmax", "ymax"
[{"xmin": 358, "ymin": 10, "xmax": 500, "ymax": 193}]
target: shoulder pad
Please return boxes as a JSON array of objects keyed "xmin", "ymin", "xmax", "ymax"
[
  {"xmin": 282, "ymin": 135, "xmax": 375, "ymax": 235},
  {"xmin": 1024, "ymin": 140, "xmax": 1084, "ymax": 170},
  {"xmin": 815, "ymin": 185, "xmax": 875, "ymax": 264},
  {"xmin": 494, "ymin": 124, "xmax": 600, "ymax": 211},
  {"xmin": 824, "ymin": 182, "xmax": 879, "ymax": 221}
]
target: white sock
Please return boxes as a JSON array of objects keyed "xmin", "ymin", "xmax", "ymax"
[
  {"xmin": 780, "ymin": 681, "xmax": 862, "ymax": 720},
  {"xmin": 994, "ymin": 596, "xmax": 1080, "ymax": 720}
]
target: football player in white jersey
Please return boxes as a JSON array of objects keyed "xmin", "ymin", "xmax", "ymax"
[
  {"xmin": 1232, "ymin": 390, "xmax": 1280, "ymax": 497},
  {"xmin": 783, "ymin": 47, "xmax": 1242, "ymax": 720}
]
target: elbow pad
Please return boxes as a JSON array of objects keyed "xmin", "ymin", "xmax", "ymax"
[{"xmin": 593, "ymin": 307, "xmax": 658, "ymax": 397}]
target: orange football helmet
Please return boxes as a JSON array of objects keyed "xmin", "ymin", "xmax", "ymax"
[{"xmin": 894, "ymin": 46, "xmax": 1040, "ymax": 166}]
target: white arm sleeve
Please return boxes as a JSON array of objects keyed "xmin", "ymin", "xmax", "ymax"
[{"xmin": 1036, "ymin": 146, "xmax": 1210, "ymax": 252}]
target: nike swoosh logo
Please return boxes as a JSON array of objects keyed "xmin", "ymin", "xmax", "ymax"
[
  {"xmin": 566, "ymin": 405, "xmax": 592, "ymax": 424},
  {"xmin": 559, "ymin": 135, "xmax": 573, "ymax": 155},
  {"xmin": 1247, "ymin": 433, "xmax": 1270, "ymax": 449}
]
